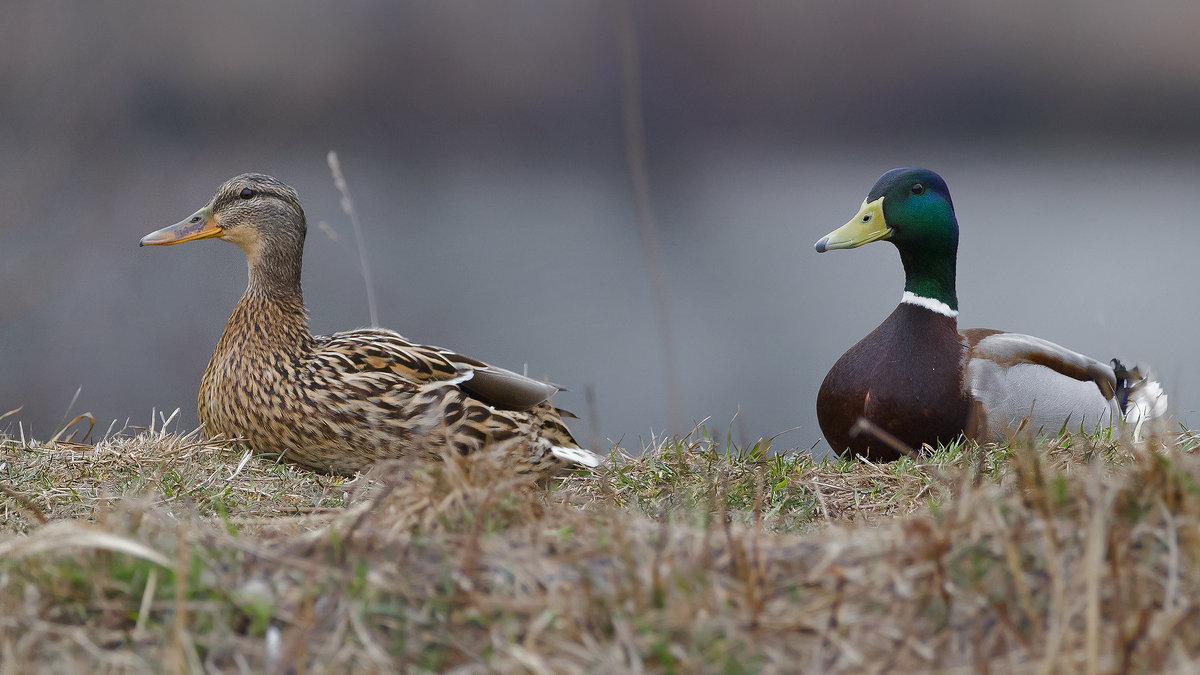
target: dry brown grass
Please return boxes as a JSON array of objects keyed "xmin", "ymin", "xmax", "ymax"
[
  {"xmin": 1, "ymin": 425, "xmax": 1199, "ymax": 672},
  {"xmin": 0, "ymin": 426, "xmax": 353, "ymax": 531}
]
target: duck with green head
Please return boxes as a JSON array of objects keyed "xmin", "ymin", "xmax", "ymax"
[{"xmin": 815, "ymin": 168, "xmax": 1166, "ymax": 460}]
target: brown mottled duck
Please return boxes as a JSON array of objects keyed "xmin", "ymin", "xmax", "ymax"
[{"xmin": 140, "ymin": 173, "xmax": 601, "ymax": 476}]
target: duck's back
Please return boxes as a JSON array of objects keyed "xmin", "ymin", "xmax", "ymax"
[
  {"xmin": 962, "ymin": 328, "xmax": 1117, "ymax": 438},
  {"xmin": 817, "ymin": 303, "xmax": 972, "ymax": 460},
  {"xmin": 198, "ymin": 298, "xmax": 592, "ymax": 476}
]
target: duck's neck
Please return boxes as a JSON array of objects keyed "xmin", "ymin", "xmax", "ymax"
[
  {"xmin": 229, "ymin": 289, "xmax": 314, "ymax": 352},
  {"xmin": 232, "ymin": 239, "xmax": 314, "ymax": 352},
  {"xmin": 897, "ymin": 242, "xmax": 958, "ymax": 315},
  {"xmin": 245, "ymin": 235, "xmax": 304, "ymax": 297}
]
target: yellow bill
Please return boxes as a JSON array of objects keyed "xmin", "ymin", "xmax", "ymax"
[{"xmin": 814, "ymin": 196, "xmax": 891, "ymax": 252}]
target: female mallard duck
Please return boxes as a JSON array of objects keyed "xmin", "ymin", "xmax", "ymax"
[
  {"xmin": 140, "ymin": 173, "xmax": 601, "ymax": 476},
  {"xmin": 814, "ymin": 168, "xmax": 1167, "ymax": 461}
]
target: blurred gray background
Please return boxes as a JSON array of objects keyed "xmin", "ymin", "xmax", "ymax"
[{"xmin": 1, "ymin": 2, "xmax": 1196, "ymax": 454}]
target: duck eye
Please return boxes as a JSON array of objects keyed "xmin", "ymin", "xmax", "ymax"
[
  {"xmin": 239, "ymin": 188, "xmax": 256, "ymax": 200},
  {"xmin": 911, "ymin": 183, "xmax": 925, "ymax": 196}
]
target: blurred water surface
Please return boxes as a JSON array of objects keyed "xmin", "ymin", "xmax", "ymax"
[{"xmin": 2, "ymin": 142, "xmax": 1193, "ymax": 453}]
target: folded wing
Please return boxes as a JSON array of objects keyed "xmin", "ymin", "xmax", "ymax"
[{"xmin": 964, "ymin": 330, "xmax": 1118, "ymax": 437}]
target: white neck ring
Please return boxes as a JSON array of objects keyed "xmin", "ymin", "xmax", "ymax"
[{"xmin": 901, "ymin": 291, "xmax": 958, "ymax": 318}]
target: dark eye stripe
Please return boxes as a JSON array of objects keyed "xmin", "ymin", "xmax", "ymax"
[{"xmin": 213, "ymin": 188, "xmax": 283, "ymax": 212}]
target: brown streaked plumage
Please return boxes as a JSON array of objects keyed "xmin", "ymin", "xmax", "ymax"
[{"xmin": 140, "ymin": 173, "xmax": 601, "ymax": 476}]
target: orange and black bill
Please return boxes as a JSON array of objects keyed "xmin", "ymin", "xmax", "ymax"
[{"xmin": 139, "ymin": 206, "xmax": 222, "ymax": 246}]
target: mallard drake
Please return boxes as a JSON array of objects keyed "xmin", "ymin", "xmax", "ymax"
[
  {"xmin": 140, "ymin": 173, "xmax": 601, "ymax": 476},
  {"xmin": 814, "ymin": 168, "xmax": 1167, "ymax": 461}
]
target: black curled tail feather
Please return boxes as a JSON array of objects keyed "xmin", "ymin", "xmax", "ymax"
[{"xmin": 1110, "ymin": 358, "xmax": 1143, "ymax": 414}]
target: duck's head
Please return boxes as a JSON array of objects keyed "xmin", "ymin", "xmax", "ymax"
[
  {"xmin": 140, "ymin": 173, "xmax": 306, "ymax": 265},
  {"xmin": 815, "ymin": 167, "xmax": 959, "ymax": 312}
]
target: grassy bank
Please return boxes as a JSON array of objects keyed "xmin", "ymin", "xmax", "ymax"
[{"xmin": 0, "ymin": 422, "xmax": 1197, "ymax": 672}]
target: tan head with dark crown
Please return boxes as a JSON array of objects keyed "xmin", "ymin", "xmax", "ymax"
[{"xmin": 141, "ymin": 173, "xmax": 308, "ymax": 292}]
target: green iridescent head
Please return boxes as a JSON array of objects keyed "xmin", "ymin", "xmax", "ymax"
[{"xmin": 815, "ymin": 167, "xmax": 959, "ymax": 310}]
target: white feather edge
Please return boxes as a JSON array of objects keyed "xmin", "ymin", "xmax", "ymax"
[
  {"xmin": 443, "ymin": 369, "xmax": 475, "ymax": 387},
  {"xmin": 550, "ymin": 445, "xmax": 603, "ymax": 468},
  {"xmin": 1124, "ymin": 379, "xmax": 1168, "ymax": 425},
  {"xmin": 900, "ymin": 291, "xmax": 958, "ymax": 318}
]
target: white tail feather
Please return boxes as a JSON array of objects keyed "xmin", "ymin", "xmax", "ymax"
[
  {"xmin": 550, "ymin": 445, "xmax": 603, "ymax": 468},
  {"xmin": 1125, "ymin": 379, "xmax": 1168, "ymax": 426}
]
